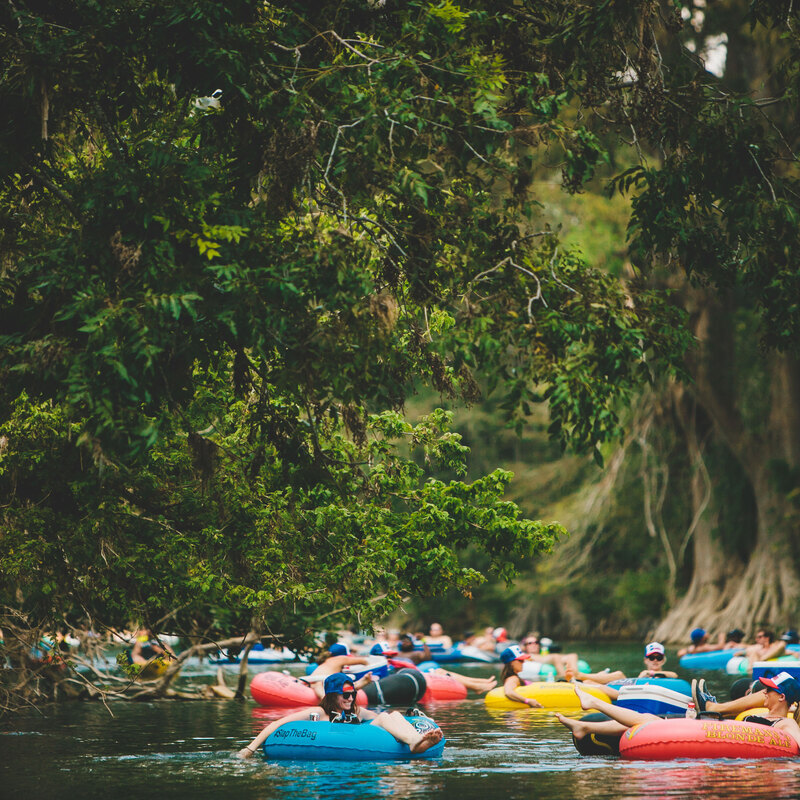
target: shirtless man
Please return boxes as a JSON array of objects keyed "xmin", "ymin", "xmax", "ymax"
[{"xmin": 744, "ymin": 628, "xmax": 786, "ymax": 667}]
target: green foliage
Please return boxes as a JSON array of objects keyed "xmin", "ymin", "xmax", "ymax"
[
  {"xmin": 7, "ymin": 0, "xmax": 796, "ymax": 647},
  {"xmin": 0, "ymin": 0, "xmax": 694, "ymax": 647}
]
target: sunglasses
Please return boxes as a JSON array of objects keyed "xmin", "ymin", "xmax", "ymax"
[
  {"xmin": 645, "ymin": 654, "xmax": 665, "ymax": 661},
  {"xmin": 341, "ymin": 690, "xmax": 356, "ymax": 700},
  {"xmin": 523, "ymin": 639, "xmax": 539, "ymax": 646}
]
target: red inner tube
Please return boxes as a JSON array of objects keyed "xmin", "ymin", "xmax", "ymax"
[{"xmin": 619, "ymin": 718, "xmax": 800, "ymax": 760}]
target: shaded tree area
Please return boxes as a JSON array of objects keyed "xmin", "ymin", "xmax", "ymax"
[
  {"xmin": 400, "ymin": 1, "xmax": 800, "ymax": 642},
  {"xmin": 1, "ymin": 0, "xmax": 798, "ymax": 709},
  {"xmin": 0, "ymin": 0, "xmax": 687, "ymax": 708}
]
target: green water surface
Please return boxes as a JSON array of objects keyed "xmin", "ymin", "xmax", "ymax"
[{"xmin": 3, "ymin": 641, "xmax": 799, "ymax": 799}]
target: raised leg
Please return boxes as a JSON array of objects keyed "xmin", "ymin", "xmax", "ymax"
[
  {"xmin": 573, "ymin": 686, "xmax": 659, "ymax": 727},
  {"xmin": 370, "ymin": 710, "xmax": 443, "ymax": 753},
  {"xmin": 433, "ymin": 668, "xmax": 497, "ymax": 693},
  {"xmin": 555, "ymin": 713, "xmax": 629, "ymax": 740}
]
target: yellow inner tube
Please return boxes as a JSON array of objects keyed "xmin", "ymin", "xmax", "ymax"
[
  {"xmin": 139, "ymin": 657, "xmax": 169, "ymax": 679},
  {"xmin": 485, "ymin": 682, "xmax": 610, "ymax": 709}
]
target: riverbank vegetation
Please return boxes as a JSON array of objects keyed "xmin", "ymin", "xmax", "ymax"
[{"xmin": 1, "ymin": 0, "xmax": 798, "ymax": 709}]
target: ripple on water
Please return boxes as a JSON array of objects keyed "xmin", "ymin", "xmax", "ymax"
[{"xmin": 4, "ymin": 644, "xmax": 800, "ymax": 799}]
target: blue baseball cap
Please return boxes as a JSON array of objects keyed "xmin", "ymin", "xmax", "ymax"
[
  {"xmin": 323, "ymin": 672, "xmax": 357, "ymax": 695},
  {"xmin": 500, "ymin": 645, "xmax": 530, "ymax": 664},
  {"xmin": 329, "ymin": 642, "xmax": 350, "ymax": 656},
  {"xmin": 690, "ymin": 628, "xmax": 707, "ymax": 644},
  {"xmin": 370, "ymin": 641, "xmax": 397, "ymax": 656},
  {"xmin": 759, "ymin": 671, "xmax": 800, "ymax": 704}
]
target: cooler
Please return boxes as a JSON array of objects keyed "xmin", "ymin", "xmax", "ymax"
[
  {"xmin": 615, "ymin": 684, "xmax": 690, "ymax": 715},
  {"xmin": 752, "ymin": 660, "xmax": 800, "ymax": 682}
]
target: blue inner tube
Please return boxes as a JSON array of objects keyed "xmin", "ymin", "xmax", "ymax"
[
  {"xmin": 678, "ymin": 650, "xmax": 741, "ymax": 670},
  {"xmin": 263, "ymin": 715, "xmax": 445, "ymax": 760}
]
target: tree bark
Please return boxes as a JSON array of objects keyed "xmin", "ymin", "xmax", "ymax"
[{"xmin": 661, "ymin": 287, "xmax": 800, "ymax": 638}]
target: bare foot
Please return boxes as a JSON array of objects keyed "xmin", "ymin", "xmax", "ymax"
[
  {"xmin": 565, "ymin": 668, "xmax": 576, "ymax": 682},
  {"xmin": 555, "ymin": 712, "xmax": 590, "ymax": 740},
  {"xmin": 410, "ymin": 728, "xmax": 444, "ymax": 754},
  {"xmin": 573, "ymin": 685, "xmax": 598, "ymax": 712},
  {"xmin": 476, "ymin": 678, "xmax": 497, "ymax": 694}
]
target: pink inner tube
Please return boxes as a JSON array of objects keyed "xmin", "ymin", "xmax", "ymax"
[
  {"xmin": 387, "ymin": 658, "xmax": 468, "ymax": 702},
  {"xmin": 420, "ymin": 672, "xmax": 468, "ymax": 702},
  {"xmin": 250, "ymin": 671, "xmax": 368, "ymax": 708},
  {"xmin": 619, "ymin": 718, "xmax": 800, "ymax": 760}
]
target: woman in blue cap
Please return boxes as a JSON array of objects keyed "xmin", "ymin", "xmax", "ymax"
[
  {"xmin": 499, "ymin": 645, "xmax": 544, "ymax": 707},
  {"xmin": 303, "ymin": 641, "xmax": 374, "ymax": 700},
  {"xmin": 237, "ymin": 672, "xmax": 443, "ymax": 758}
]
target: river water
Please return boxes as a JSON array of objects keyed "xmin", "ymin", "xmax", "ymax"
[{"xmin": 2, "ymin": 642, "xmax": 799, "ymax": 799}]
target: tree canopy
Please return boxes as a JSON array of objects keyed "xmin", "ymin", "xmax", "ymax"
[
  {"xmin": 0, "ymin": 0, "xmax": 690, "ymax": 677},
  {"xmin": 2, "ymin": 0, "xmax": 798, "ymax": 701}
]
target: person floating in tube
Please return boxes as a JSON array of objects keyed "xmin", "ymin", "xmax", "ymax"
[
  {"xmin": 561, "ymin": 642, "xmax": 678, "ymax": 698},
  {"xmin": 500, "ymin": 645, "xmax": 544, "ymax": 708},
  {"xmin": 557, "ymin": 671, "xmax": 800, "ymax": 748},
  {"xmin": 237, "ymin": 673, "xmax": 444, "ymax": 758}
]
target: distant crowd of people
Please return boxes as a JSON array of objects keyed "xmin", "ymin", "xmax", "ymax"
[{"xmin": 677, "ymin": 625, "xmax": 799, "ymax": 666}]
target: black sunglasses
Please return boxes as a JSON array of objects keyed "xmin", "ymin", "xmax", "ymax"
[
  {"xmin": 341, "ymin": 690, "xmax": 356, "ymax": 699},
  {"xmin": 645, "ymin": 654, "xmax": 665, "ymax": 661},
  {"xmin": 523, "ymin": 639, "xmax": 539, "ymax": 645}
]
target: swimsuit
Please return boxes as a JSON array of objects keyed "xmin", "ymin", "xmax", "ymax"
[
  {"xmin": 330, "ymin": 711, "xmax": 361, "ymax": 724},
  {"xmin": 744, "ymin": 715, "xmax": 781, "ymax": 727}
]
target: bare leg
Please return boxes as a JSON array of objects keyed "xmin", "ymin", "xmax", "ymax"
[
  {"xmin": 573, "ymin": 686, "xmax": 659, "ymax": 727},
  {"xmin": 706, "ymin": 689, "xmax": 767, "ymax": 717},
  {"xmin": 574, "ymin": 670, "xmax": 626, "ymax": 685},
  {"xmin": 370, "ymin": 711, "xmax": 443, "ymax": 753},
  {"xmin": 550, "ymin": 654, "xmax": 568, "ymax": 678},
  {"xmin": 433, "ymin": 669, "xmax": 497, "ymax": 693},
  {"xmin": 581, "ymin": 682, "xmax": 620, "ymax": 700},
  {"xmin": 555, "ymin": 713, "xmax": 629, "ymax": 740}
]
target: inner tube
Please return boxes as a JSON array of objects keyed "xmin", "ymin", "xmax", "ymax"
[
  {"xmin": 484, "ymin": 683, "xmax": 610, "ymax": 709},
  {"xmin": 619, "ymin": 718, "xmax": 800, "ymax": 760},
  {"xmin": 250, "ymin": 671, "xmax": 368, "ymax": 708},
  {"xmin": 571, "ymin": 713, "xmax": 621, "ymax": 757},
  {"xmin": 382, "ymin": 663, "xmax": 467, "ymax": 701},
  {"xmin": 679, "ymin": 649, "xmax": 742, "ymax": 671},
  {"xmin": 419, "ymin": 672, "xmax": 468, "ymax": 702},
  {"xmin": 209, "ymin": 645, "xmax": 297, "ymax": 665},
  {"xmin": 519, "ymin": 659, "xmax": 591, "ymax": 681},
  {"xmin": 362, "ymin": 668, "xmax": 427, "ymax": 707},
  {"xmin": 263, "ymin": 714, "xmax": 445, "ymax": 761},
  {"xmin": 609, "ymin": 677, "xmax": 691, "ymax": 696}
]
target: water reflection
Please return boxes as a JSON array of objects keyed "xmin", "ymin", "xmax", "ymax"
[
  {"xmin": 612, "ymin": 760, "xmax": 800, "ymax": 799},
  {"xmin": 261, "ymin": 760, "xmax": 440, "ymax": 800},
  {"xmin": 5, "ymin": 643, "xmax": 800, "ymax": 800}
]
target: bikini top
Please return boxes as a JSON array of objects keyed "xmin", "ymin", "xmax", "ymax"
[{"xmin": 745, "ymin": 715, "xmax": 780, "ymax": 727}]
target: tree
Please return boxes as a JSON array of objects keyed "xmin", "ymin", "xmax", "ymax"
[{"xmin": 0, "ymin": 1, "xmax": 686, "ymax": 706}]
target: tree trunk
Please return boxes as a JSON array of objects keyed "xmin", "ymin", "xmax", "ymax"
[
  {"xmin": 653, "ymin": 385, "xmax": 745, "ymax": 641},
  {"xmin": 660, "ymin": 287, "xmax": 800, "ymax": 639}
]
